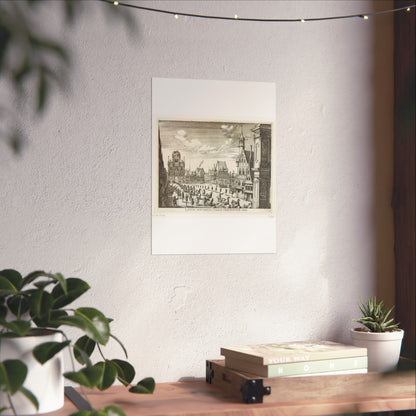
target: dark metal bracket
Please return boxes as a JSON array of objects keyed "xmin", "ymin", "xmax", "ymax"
[
  {"xmin": 64, "ymin": 386, "xmax": 93, "ymax": 411},
  {"xmin": 240, "ymin": 378, "xmax": 271, "ymax": 403},
  {"xmin": 206, "ymin": 360, "xmax": 214, "ymax": 383}
]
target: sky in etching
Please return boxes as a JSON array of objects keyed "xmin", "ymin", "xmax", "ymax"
[{"xmin": 158, "ymin": 120, "xmax": 257, "ymax": 172}]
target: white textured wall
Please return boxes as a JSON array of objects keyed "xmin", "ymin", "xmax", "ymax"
[{"xmin": 0, "ymin": 1, "xmax": 394, "ymax": 382}]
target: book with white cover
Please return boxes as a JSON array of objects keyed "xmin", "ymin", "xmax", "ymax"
[{"xmin": 221, "ymin": 340, "xmax": 367, "ymax": 366}]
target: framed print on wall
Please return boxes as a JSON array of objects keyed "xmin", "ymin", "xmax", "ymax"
[{"xmin": 152, "ymin": 77, "xmax": 276, "ymax": 255}]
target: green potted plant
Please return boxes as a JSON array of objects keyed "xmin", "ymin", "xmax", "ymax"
[
  {"xmin": 351, "ymin": 296, "xmax": 404, "ymax": 372},
  {"xmin": 0, "ymin": 269, "xmax": 155, "ymax": 416}
]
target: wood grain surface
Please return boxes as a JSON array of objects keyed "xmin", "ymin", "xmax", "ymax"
[{"xmin": 50, "ymin": 368, "xmax": 415, "ymax": 416}]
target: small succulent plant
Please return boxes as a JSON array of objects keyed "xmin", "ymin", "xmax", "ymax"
[{"xmin": 353, "ymin": 296, "xmax": 400, "ymax": 333}]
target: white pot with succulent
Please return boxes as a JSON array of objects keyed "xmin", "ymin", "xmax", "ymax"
[{"xmin": 351, "ymin": 296, "xmax": 404, "ymax": 372}]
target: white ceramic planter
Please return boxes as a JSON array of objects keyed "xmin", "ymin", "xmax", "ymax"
[
  {"xmin": 0, "ymin": 329, "xmax": 64, "ymax": 415},
  {"xmin": 351, "ymin": 328, "xmax": 404, "ymax": 372}
]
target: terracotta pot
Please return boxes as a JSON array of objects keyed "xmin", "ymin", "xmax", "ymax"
[
  {"xmin": 0, "ymin": 329, "xmax": 64, "ymax": 415},
  {"xmin": 350, "ymin": 328, "xmax": 404, "ymax": 372}
]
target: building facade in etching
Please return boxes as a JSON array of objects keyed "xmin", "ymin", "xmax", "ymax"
[
  {"xmin": 235, "ymin": 127, "xmax": 254, "ymax": 201},
  {"xmin": 252, "ymin": 124, "xmax": 272, "ymax": 209},
  {"xmin": 167, "ymin": 150, "xmax": 185, "ymax": 182}
]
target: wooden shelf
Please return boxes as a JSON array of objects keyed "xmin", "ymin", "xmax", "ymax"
[{"xmin": 51, "ymin": 367, "xmax": 415, "ymax": 416}]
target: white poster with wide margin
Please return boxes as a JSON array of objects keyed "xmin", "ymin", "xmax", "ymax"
[{"xmin": 152, "ymin": 77, "xmax": 276, "ymax": 254}]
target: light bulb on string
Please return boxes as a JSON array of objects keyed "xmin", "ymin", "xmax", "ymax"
[{"xmin": 174, "ymin": 14, "xmax": 179, "ymax": 19}]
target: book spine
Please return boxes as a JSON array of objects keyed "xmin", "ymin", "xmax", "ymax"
[
  {"xmin": 262, "ymin": 349, "xmax": 368, "ymax": 365},
  {"xmin": 285, "ymin": 368, "xmax": 368, "ymax": 377},
  {"xmin": 267, "ymin": 356, "xmax": 368, "ymax": 377},
  {"xmin": 225, "ymin": 356, "xmax": 368, "ymax": 377}
]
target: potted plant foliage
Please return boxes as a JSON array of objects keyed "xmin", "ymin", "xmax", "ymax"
[
  {"xmin": 351, "ymin": 296, "xmax": 404, "ymax": 372},
  {"xmin": 0, "ymin": 269, "xmax": 155, "ymax": 416}
]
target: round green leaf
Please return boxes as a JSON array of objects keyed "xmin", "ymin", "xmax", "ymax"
[
  {"xmin": 51, "ymin": 278, "xmax": 90, "ymax": 309},
  {"xmin": 64, "ymin": 366, "xmax": 102, "ymax": 389},
  {"xmin": 110, "ymin": 359, "xmax": 135, "ymax": 386},
  {"xmin": 94, "ymin": 361, "xmax": 117, "ymax": 391},
  {"xmin": 22, "ymin": 270, "xmax": 64, "ymax": 289},
  {"xmin": 74, "ymin": 335, "xmax": 96, "ymax": 365},
  {"xmin": 70, "ymin": 406, "xmax": 127, "ymax": 416},
  {"xmin": 74, "ymin": 308, "xmax": 110, "ymax": 345},
  {"xmin": 68, "ymin": 412, "xmax": 91, "ymax": 416},
  {"xmin": 25, "ymin": 272, "xmax": 68, "ymax": 294},
  {"xmin": 19, "ymin": 386, "xmax": 39, "ymax": 411},
  {"xmin": 97, "ymin": 406, "xmax": 127, "ymax": 416},
  {"xmin": 0, "ymin": 304, "xmax": 7, "ymax": 321},
  {"xmin": 0, "ymin": 319, "xmax": 31, "ymax": 336},
  {"xmin": 0, "ymin": 359, "xmax": 27, "ymax": 395},
  {"xmin": 57, "ymin": 309, "xmax": 109, "ymax": 346},
  {"xmin": 0, "ymin": 270, "xmax": 22, "ymax": 291},
  {"xmin": 29, "ymin": 290, "xmax": 53, "ymax": 327},
  {"xmin": 33, "ymin": 280, "xmax": 55, "ymax": 290},
  {"xmin": 0, "ymin": 276, "xmax": 19, "ymax": 296},
  {"xmin": 33, "ymin": 340, "xmax": 71, "ymax": 364},
  {"xmin": 50, "ymin": 273, "xmax": 67, "ymax": 294},
  {"xmin": 7, "ymin": 295, "xmax": 30, "ymax": 318},
  {"xmin": 47, "ymin": 309, "xmax": 69, "ymax": 328},
  {"xmin": 128, "ymin": 377, "xmax": 155, "ymax": 394},
  {"xmin": 52, "ymin": 315, "xmax": 89, "ymax": 333}
]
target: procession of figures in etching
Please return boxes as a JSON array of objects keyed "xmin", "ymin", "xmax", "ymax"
[{"xmin": 169, "ymin": 182, "xmax": 252, "ymax": 209}]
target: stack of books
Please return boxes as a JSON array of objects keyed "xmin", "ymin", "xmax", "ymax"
[{"xmin": 220, "ymin": 341, "xmax": 368, "ymax": 378}]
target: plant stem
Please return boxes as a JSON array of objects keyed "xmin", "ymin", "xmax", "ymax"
[
  {"xmin": 17, "ymin": 296, "xmax": 22, "ymax": 320},
  {"xmin": 61, "ymin": 332, "xmax": 94, "ymax": 411},
  {"xmin": 97, "ymin": 343, "xmax": 106, "ymax": 361},
  {"xmin": 7, "ymin": 393, "xmax": 17, "ymax": 416}
]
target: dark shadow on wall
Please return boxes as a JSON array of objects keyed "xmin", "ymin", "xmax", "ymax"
[
  {"xmin": 373, "ymin": 0, "xmax": 415, "ymax": 363},
  {"xmin": 371, "ymin": 2, "xmax": 396, "ymax": 307},
  {"xmin": 392, "ymin": 0, "xmax": 415, "ymax": 361}
]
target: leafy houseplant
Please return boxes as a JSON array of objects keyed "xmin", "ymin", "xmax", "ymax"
[
  {"xmin": 0, "ymin": 269, "xmax": 155, "ymax": 416},
  {"xmin": 351, "ymin": 296, "xmax": 404, "ymax": 372}
]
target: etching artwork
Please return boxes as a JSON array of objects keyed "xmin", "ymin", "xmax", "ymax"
[{"xmin": 157, "ymin": 120, "xmax": 273, "ymax": 213}]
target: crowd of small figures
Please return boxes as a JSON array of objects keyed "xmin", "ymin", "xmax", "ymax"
[{"xmin": 169, "ymin": 182, "xmax": 252, "ymax": 209}]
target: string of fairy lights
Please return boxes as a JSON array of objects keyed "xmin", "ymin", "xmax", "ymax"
[{"xmin": 100, "ymin": 0, "xmax": 415, "ymax": 23}]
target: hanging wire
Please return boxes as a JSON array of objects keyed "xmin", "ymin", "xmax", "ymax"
[{"xmin": 100, "ymin": 0, "xmax": 415, "ymax": 23}]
